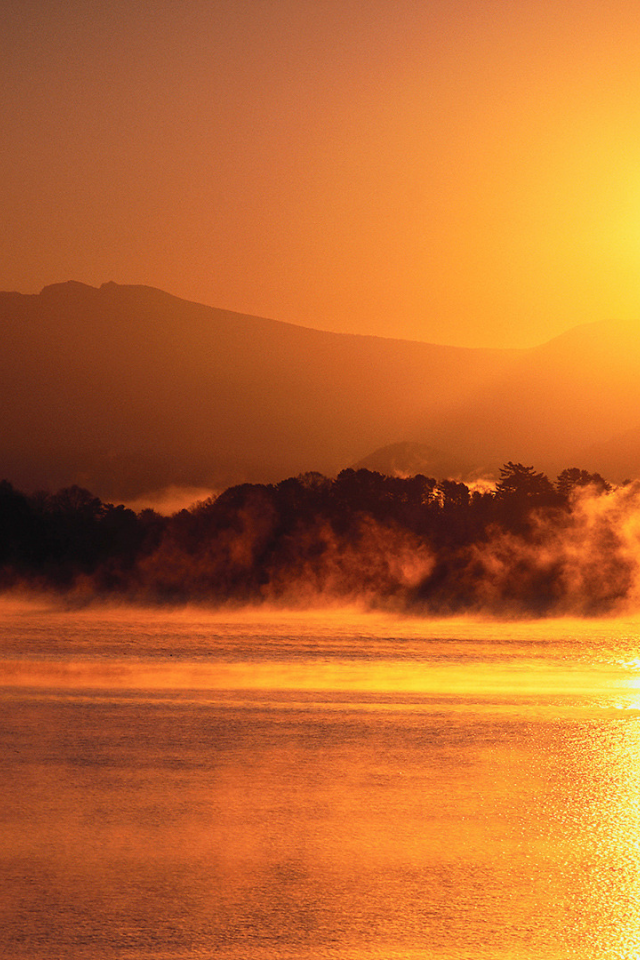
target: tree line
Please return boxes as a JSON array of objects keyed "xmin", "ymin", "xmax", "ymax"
[{"xmin": 0, "ymin": 462, "xmax": 622, "ymax": 614}]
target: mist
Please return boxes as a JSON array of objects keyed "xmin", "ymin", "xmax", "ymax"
[{"xmin": 3, "ymin": 464, "xmax": 640, "ymax": 618}]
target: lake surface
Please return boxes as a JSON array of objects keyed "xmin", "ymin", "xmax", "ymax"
[{"xmin": 3, "ymin": 602, "xmax": 640, "ymax": 959}]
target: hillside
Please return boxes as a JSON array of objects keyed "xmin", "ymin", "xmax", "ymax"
[
  {"xmin": 2, "ymin": 281, "xmax": 639, "ymax": 498},
  {"xmin": 0, "ymin": 281, "xmax": 517, "ymax": 498},
  {"xmin": 428, "ymin": 318, "xmax": 640, "ymax": 480}
]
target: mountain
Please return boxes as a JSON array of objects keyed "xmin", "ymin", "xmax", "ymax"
[
  {"xmin": 0, "ymin": 281, "xmax": 517, "ymax": 498},
  {"xmin": 576, "ymin": 425, "xmax": 640, "ymax": 484},
  {"xmin": 2, "ymin": 281, "xmax": 639, "ymax": 499},
  {"xmin": 428, "ymin": 318, "xmax": 640, "ymax": 480}
]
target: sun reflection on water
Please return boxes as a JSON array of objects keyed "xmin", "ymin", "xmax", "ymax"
[
  {"xmin": 547, "ymin": 716, "xmax": 640, "ymax": 959},
  {"xmin": 5, "ymin": 606, "xmax": 640, "ymax": 956}
]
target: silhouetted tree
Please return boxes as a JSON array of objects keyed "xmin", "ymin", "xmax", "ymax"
[
  {"xmin": 44, "ymin": 485, "xmax": 105, "ymax": 519},
  {"xmin": 495, "ymin": 462, "xmax": 556, "ymax": 503},
  {"xmin": 0, "ymin": 460, "xmax": 633, "ymax": 614},
  {"xmin": 556, "ymin": 467, "xmax": 610, "ymax": 502},
  {"xmin": 0, "ymin": 480, "xmax": 37, "ymax": 574},
  {"xmin": 493, "ymin": 462, "xmax": 558, "ymax": 531},
  {"xmin": 437, "ymin": 478, "xmax": 470, "ymax": 511}
]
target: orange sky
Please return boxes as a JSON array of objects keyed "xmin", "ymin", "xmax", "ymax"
[{"xmin": 3, "ymin": 0, "xmax": 640, "ymax": 348}]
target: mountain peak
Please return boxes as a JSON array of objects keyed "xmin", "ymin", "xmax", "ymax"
[{"xmin": 39, "ymin": 280, "xmax": 99, "ymax": 298}]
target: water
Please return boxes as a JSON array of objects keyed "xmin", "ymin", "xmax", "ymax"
[{"xmin": 2, "ymin": 602, "xmax": 640, "ymax": 958}]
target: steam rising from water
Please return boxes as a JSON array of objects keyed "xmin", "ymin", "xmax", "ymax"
[
  {"xmin": 7, "ymin": 477, "xmax": 640, "ymax": 617},
  {"xmin": 3, "ymin": 602, "xmax": 640, "ymax": 707},
  {"xmin": 125, "ymin": 481, "xmax": 640, "ymax": 617},
  {"xmin": 450, "ymin": 482, "xmax": 640, "ymax": 617}
]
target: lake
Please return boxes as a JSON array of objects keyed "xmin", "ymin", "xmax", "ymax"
[{"xmin": 2, "ymin": 601, "xmax": 640, "ymax": 959}]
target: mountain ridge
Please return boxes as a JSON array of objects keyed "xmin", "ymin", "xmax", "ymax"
[
  {"xmin": 34, "ymin": 280, "xmax": 521, "ymax": 354},
  {"xmin": 2, "ymin": 281, "xmax": 639, "ymax": 497}
]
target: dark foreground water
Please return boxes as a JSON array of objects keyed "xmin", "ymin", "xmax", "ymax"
[{"xmin": 3, "ymin": 603, "xmax": 640, "ymax": 959}]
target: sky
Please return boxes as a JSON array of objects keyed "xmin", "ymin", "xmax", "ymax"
[{"xmin": 3, "ymin": 0, "xmax": 640, "ymax": 348}]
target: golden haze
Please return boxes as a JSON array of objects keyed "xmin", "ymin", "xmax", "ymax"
[{"xmin": 3, "ymin": 1, "xmax": 640, "ymax": 347}]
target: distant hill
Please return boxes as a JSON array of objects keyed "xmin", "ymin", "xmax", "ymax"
[
  {"xmin": 1, "ymin": 281, "xmax": 639, "ymax": 498},
  {"xmin": 576, "ymin": 424, "xmax": 640, "ymax": 484},
  {"xmin": 0, "ymin": 281, "xmax": 517, "ymax": 498},
  {"xmin": 427, "ymin": 318, "xmax": 640, "ymax": 481}
]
